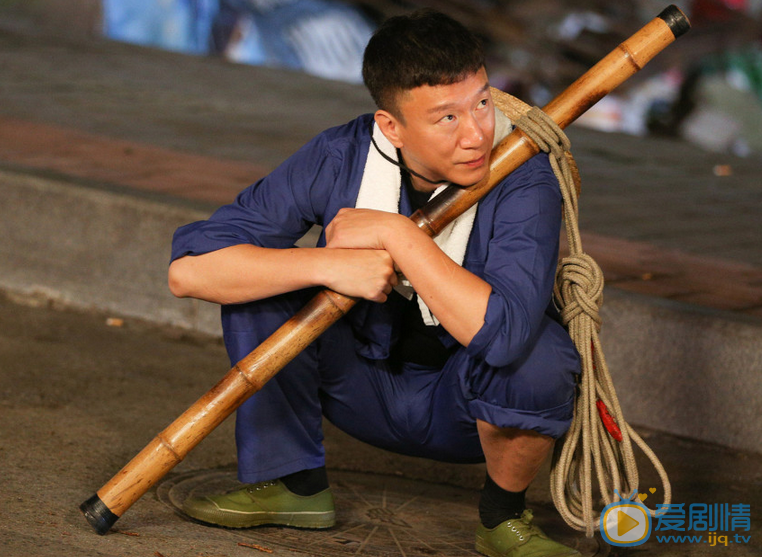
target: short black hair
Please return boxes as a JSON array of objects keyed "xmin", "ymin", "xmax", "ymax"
[{"xmin": 362, "ymin": 9, "xmax": 485, "ymax": 118}]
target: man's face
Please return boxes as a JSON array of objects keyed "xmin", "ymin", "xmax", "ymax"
[{"xmin": 386, "ymin": 67, "xmax": 495, "ymax": 192}]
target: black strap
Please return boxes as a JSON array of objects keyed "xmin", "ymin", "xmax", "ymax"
[{"xmin": 369, "ymin": 121, "xmax": 448, "ymax": 186}]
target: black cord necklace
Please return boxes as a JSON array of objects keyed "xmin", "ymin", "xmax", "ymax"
[{"xmin": 369, "ymin": 122, "xmax": 448, "ymax": 186}]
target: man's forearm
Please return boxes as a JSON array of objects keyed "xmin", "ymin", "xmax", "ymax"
[
  {"xmin": 169, "ymin": 243, "xmax": 398, "ymax": 305},
  {"xmin": 384, "ymin": 223, "xmax": 491, "ymax": 346},
  {"xmin": 168, "ymin": 244, "xmax": 330, "ymax": 305}
]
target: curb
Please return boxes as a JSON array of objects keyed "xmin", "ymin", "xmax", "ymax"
[{"xmin": 1, "ymin": 167, "xmax": 221, "ymax": 336}]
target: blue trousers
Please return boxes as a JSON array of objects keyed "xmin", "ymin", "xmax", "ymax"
[{"xmin": 222, "ymin": 290, "xmax": 580, "ymax": 484}]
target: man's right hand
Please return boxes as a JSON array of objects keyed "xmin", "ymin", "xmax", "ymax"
[{"xmin": 320, "ymin": 248, "xmax": 398, "ymax": 303}]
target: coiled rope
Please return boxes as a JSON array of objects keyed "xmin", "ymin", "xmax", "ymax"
[{"xmin": 515, "ymin": 107, "xmax": 671, "ymax": 537}]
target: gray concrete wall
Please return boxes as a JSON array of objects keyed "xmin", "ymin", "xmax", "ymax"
[
  {"xmin": 0, "ymin": 168, "xmax": 221, "ymax": 336},
  {"xmin": 601, "ymin": 290, "xmax": 762, "ymax": 453}
]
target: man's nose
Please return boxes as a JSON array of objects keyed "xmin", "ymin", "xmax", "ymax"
[{"xmin": 459, "ymin": 114, "xmax": 485, "ymax": 148}]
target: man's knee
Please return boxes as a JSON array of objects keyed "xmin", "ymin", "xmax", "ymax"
[{"xmin": 456, "ymin": 338, "xmax": 579, "ymax": 438}]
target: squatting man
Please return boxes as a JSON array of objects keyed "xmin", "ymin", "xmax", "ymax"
[{"xmin": 169, "ymin": 10, "xmax": 582, "ymax": 557}]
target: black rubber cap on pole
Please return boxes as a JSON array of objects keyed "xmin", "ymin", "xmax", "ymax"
[
  {"xmin": 658, "ymin": 5, "xmax": 691, "ymax": 38},
  {"xmin": 80, "ymin": 493, "xmax": 119, "ymax": 535}
]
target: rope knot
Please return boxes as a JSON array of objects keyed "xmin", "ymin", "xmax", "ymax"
[
  {"xmin": 554, "ymin": 253, "xmax": 604, "ymax": 330},
  {"xmin": 516, "ymin": 106, "xmax": 571, "ymax": 157}
]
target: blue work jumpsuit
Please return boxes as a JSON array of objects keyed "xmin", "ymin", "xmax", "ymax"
[{"xmin": 171, "ymin": 113, "xmax": 580, "ymax": 483}]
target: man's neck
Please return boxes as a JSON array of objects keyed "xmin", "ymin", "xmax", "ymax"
[
  {"xmin": 402, "ymin": 171, "xmax": 431, "ymax": 210},
  {"xmin": 397, "ymin": 151, "xmax": 442, "ymax": 193}
]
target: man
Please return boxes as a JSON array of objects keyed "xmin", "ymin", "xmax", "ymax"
[{"xmin": 169, "ymin": 9, "xmax": 581, "ymax": 557}]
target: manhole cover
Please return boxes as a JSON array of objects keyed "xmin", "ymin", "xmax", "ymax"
[{"xmin": 158, "ymin": 468, "xmax": 608, "ymax": 557}]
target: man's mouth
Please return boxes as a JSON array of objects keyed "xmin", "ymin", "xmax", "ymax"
[{"xmin": 462, "ymin": 154, "xmax": 486, "ymax": 168}]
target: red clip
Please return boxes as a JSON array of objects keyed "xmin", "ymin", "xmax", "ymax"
[{"xmin": 596, "ymin": 400, "xmax": 623, "ymax": 441}]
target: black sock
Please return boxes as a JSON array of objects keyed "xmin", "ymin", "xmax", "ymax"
[
  {"xmin": 280, "ymin": 466, "xmax": 329, "ymax": 496},
  {"xmin": 479, "ymin": 473, "xmax": 527, "ymax": 529}
]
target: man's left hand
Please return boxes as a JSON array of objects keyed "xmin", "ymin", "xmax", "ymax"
[{"xmin": 325, "ymin": 208, "xmax": 412, "ymax": 251}]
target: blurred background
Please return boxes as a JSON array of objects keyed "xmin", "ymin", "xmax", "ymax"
[{"xmin": 1, "ymin": 0, "xmax": 761, "ymax": 157}]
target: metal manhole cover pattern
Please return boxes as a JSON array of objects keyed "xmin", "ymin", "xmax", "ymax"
[{"xmin": 157, "ymin": 468, "xmax": 608, "ymax": 557}]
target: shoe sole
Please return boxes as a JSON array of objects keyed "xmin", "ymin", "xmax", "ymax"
[
  {"xmin": 475, "ymin": 536, "xmax": 502, "ymax": 557},
  {"xmin": 184, "ymin": 506, "xmax": 336, "ymax": 529},
  {"xmin": 476, "ymin": 534, "xmax": 582, "ymax": 557}
]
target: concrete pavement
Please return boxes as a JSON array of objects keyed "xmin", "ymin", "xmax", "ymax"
[{"xmin": 1, "ymin": 292, "xmax": 760, "ymax": 556}]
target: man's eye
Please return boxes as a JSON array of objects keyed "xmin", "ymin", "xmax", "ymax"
[
  {"xmin": 441, "ymin": 114, "xmax": 455, "ymax": 122},
  {"xmin": 478, "ymin": 99, "xmax": 489, "ymax": 108}
]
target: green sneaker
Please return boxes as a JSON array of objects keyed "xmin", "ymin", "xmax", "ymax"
[
  {"xmin": 475, "ymin": 510, "xmax": 581, "ymax": 557},
  {"xmin": 182, "ymin": 480, "xmax": 335, "ymax": 529}
]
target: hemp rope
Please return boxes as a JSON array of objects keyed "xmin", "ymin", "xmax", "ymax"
[{"xmin": 515, "ymin": 107, "xmax": 671, "ymax": 537}]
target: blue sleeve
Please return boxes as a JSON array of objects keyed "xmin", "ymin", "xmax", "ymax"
[
  {"xmin": 171, "ymin": 132, "xmax": 340, "ymax": 261},
  {"xmin": 465, "ymin": 154, "xmax": 562, "ymax": 367}
]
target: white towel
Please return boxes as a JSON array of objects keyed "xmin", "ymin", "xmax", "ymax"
[{"xmin": 355, "ymin": 107, "xmax": 512, "ymax": 325}]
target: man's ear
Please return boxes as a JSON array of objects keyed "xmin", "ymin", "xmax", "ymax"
[{"xmin": 374, "ymin": 110, "xmax": 404, "ymax": 149}]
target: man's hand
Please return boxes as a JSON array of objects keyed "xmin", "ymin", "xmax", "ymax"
[
  {"xmin": 327, "ymin": 207, "xmax": 491, "ymax": 347},
  {"xmin": 323, "ymin": 208, "xmax": 406, "ymax": 302},
  {"xmin": 325, "ymin": 208, "xmax": 413, "ymax": 251},
  {"xmin": 321, "ymin": 248, "xmax": 398, "ymax": 303}
]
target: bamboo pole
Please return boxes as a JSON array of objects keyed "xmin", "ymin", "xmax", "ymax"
[{"xmin": 81, "ymin": 5, "xmax": 689, "ymax": 535}]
